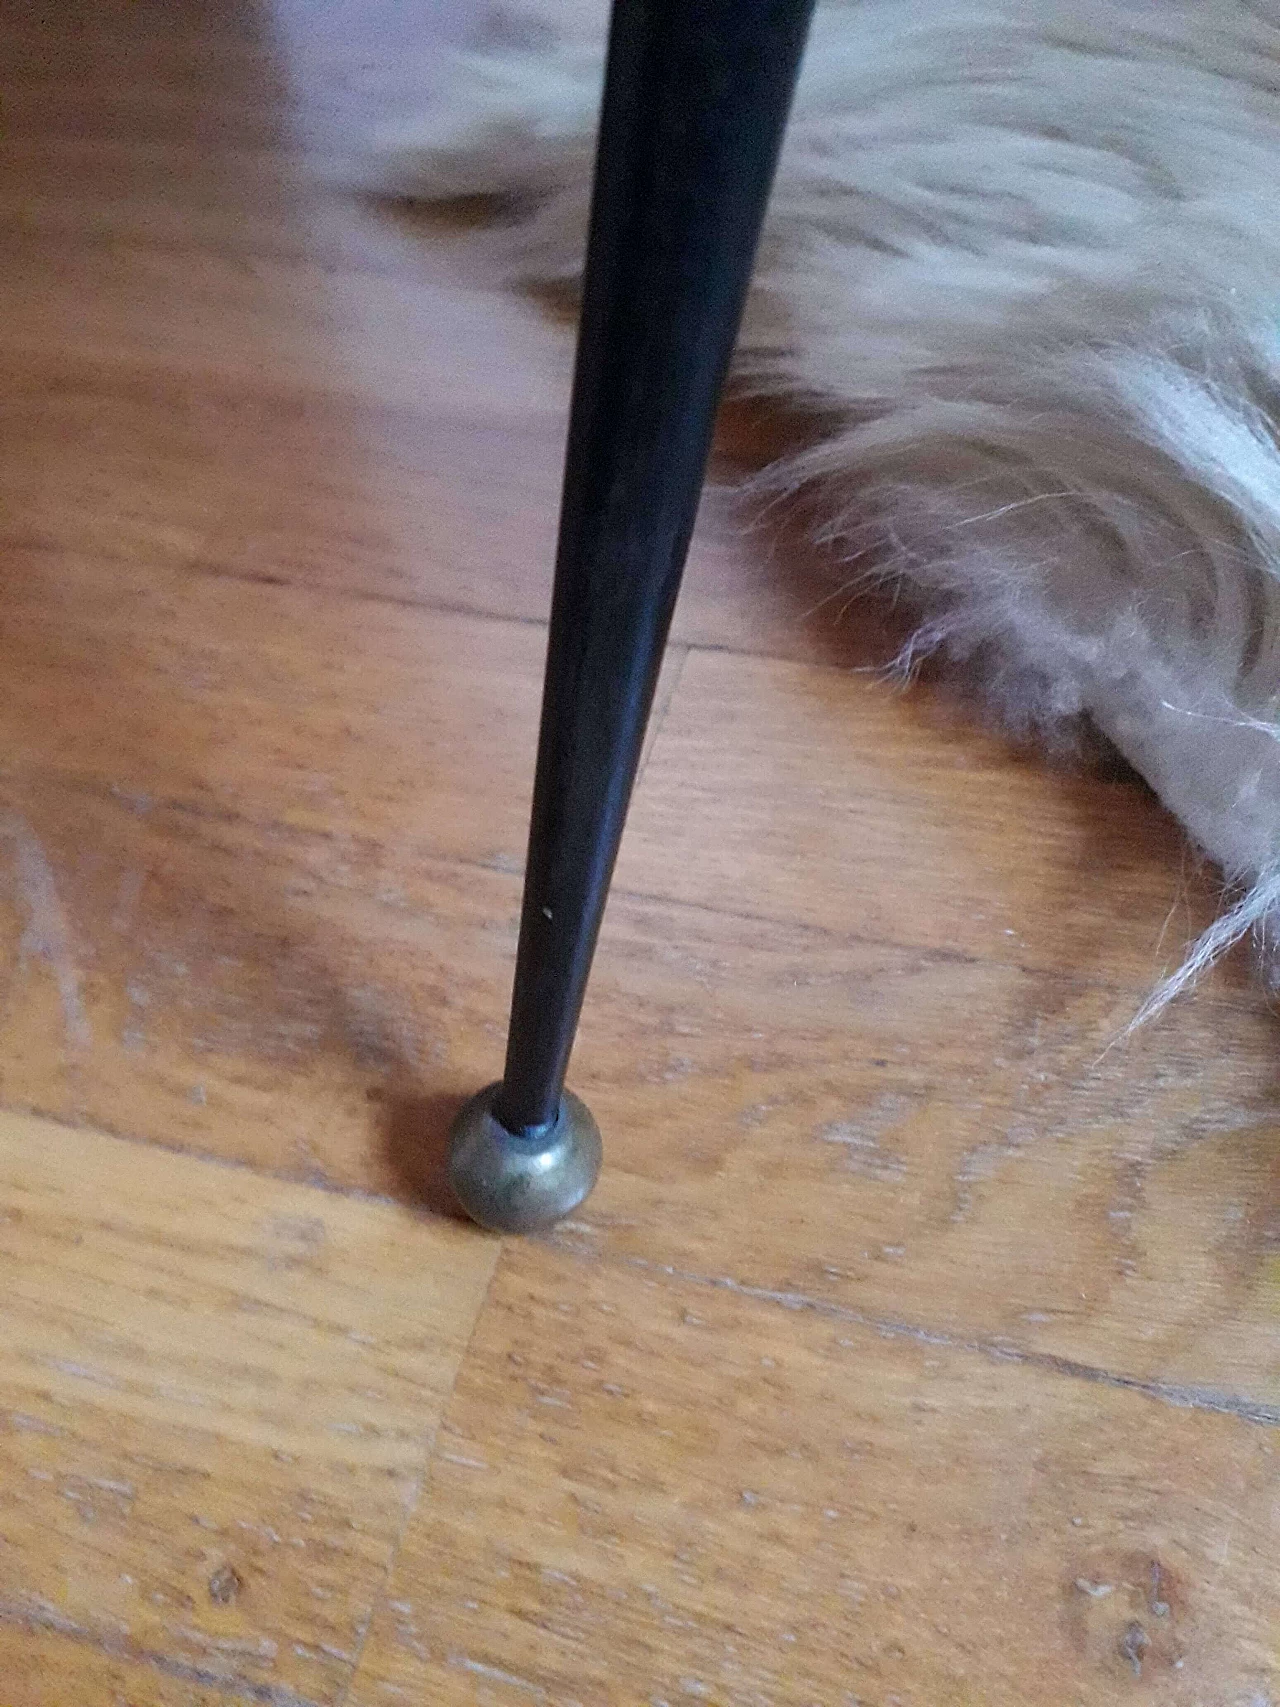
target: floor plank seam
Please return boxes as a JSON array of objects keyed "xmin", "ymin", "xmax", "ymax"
[
  {"xmin": 0, "ymin": 1098, "xmax": 404, "ymax": 1207},
  {"xmin": 1, "ymin": 532, "xmax": 553, "ymax": 629},
  {"xmin": 12, "ymin": 1091, "xmax": 1266, "ymax": 1431},
  {"xmin": 593, "ymin": 1250, "xmax": 1280, "ymax": 1428},
  {"xmin": 3, "ymin": 532, "xmax": 823, "ymax": 665},
  {"xmin": 333, "ymin": 1237, "xmax": 506, "ymax": 1707},
  {"xmin": 3, "ymin": 756, "xmax": 1214, "ymax": 1002}
]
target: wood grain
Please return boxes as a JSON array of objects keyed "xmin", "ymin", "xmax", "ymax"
[
  {"xmin": 0, "ymin": 550, "xmax": 545, "ymax": 866},
  {"xmin": 0, "ymin": 1107, "xmax": 497, "ymax": 1706},
  {"xmin": 349, "ymin": 1241, "xmax": 1280, "ymax": 1707},
  {"xmin": 0, "ymin": 369, "xmax": 785, "ymax": 646},
  {"xmin": 0, "ymin": 290, "xmax": 831, "ymax": 661},
  {"xmin": 0, "ymin": 771, "xmax": 526, "ymax": 1188},
  {"xmin": 0, "ymin": 765, "xmax": 1275, "ymax": 1418},
  {"xmin": 617, "ymin": 645, "xmax": 1211, "ymax": 976},
  {"xmin": 0, "ymin": 547, "xmax": 1218, "ymax": 982},
  {"xmin": 5, "ymin": 0, "xmax": 1280, "ymax": 1701},
  {"xmin": 3, "ymin": 1629, "xmax": 234, "ymax": 1707}
]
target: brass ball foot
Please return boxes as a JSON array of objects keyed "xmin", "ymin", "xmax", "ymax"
[{"xmin": 447, "ymin": 1082, "xmax": 602, "ymax": 1233}]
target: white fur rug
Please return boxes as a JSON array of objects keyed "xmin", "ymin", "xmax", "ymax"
[{"xmin": 365, "ymin": 0, "xmax": 1280, "ymax": 1014}]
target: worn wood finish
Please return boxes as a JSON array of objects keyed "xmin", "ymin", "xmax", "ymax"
[
  {"xmin": 0, "ymin": 1109, "xmax": 497, "ymax": 1705},
  {"xmin": 4, "ymin": 1631, "xmax": 235, "ymax": 1707},
  {"xmin": 2, "ymin": 765, "xmax": 1278, "ymax": 1408},
  {"xmin": 3, "ymin": 0, "xmax": 1280, "ymax": 1700},
  {"xmin": 348, "ymin": 1242, "xmax": 1280, "ymax": 1707}
]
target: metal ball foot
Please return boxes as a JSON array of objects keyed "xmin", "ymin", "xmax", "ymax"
[{"xmin": 447, "ymin": 1082, "xmax": 603, "ymax": 1233}]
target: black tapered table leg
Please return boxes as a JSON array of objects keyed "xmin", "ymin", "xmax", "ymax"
[{"xmin": 447, "ymin": 0, "xmax": 816, "ymax": 1231}]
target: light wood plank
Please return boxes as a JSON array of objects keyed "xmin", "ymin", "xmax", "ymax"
[
  {"xmin": 0, "ymin": 237, "xmax": 568, "ymax": 417},
  {"xmin": 0, "ymin": 139, "xmax": 339, "ymax": 263},
  {"xmin": 0, "ymin": 769, "xmax": 1275, "ymax": 1416},
  {"xmin": 349, "ymin": 1242, "xmax": 1280, "ymax": 1707},
  {"xmin": 0, "ymin": 558, "xmax": 1271, "ymax": 1404},
  {"xmin": 0, "ymin": 371, "xmax": 806, "ymax": 657},
  {"xmin": 3, "ymin": 84, "xmax": 290, "ymax": 150},
  {"xmin": 0, "ymin": 550, "xmax": 1216, "ymax": 979},
  {"xmin": 570, "ymin": 893, "xmax": 1280, "ymax": 1404},
  {"xmin": 0, "ymin": 3, "xmax": 853, "ymax": 665},
  {"xmin": 0, "ymin": 280, "xmax": 835, "ymax": 662},
  {"xmin": 0, "ymin": 1108, "xmax": 497, "ymax": 1705},
  {"xmin": 1, "ymin": 1627, "xmax": 234, "ymax": 1707},
  {"xmin": 0, "ymin": 551, "xmax": 545, "ymax": 866},
  {"xmin": 0, "ymin": 773, "xmax": 522, "ymax": 1189},
  {"xmin": 619, "ymin": 644, "xmax": 1217, "ymax": 974}
]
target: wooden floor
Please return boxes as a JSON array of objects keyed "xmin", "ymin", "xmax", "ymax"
[{"xmin": 3, "ymin": 1, "xmax": 1280, "ymax": 1702}]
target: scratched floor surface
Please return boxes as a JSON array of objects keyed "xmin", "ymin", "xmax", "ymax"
[{"xmin": 2, "ymin": 0, "xmax": 1280, "ymax": 1702}]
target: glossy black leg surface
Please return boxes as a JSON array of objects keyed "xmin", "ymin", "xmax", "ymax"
[{"xmin": 448, "ymin": 0, "xmax": 816, "ymax": 1232}]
